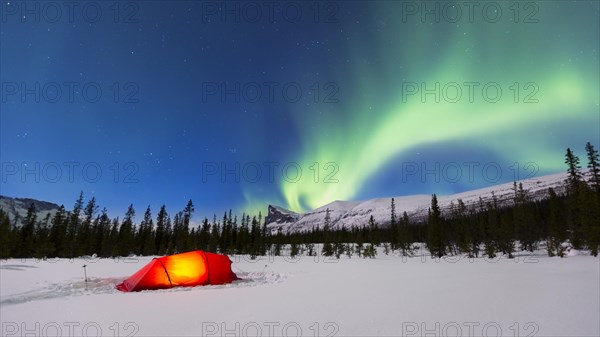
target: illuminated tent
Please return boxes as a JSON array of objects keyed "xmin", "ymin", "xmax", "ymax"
[{"xmin": 116, "ymin": 250, "xmax": 238, "ymax": 292}]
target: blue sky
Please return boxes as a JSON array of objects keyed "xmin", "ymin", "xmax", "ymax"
[{"xmin": 1, "ymin": 1, "xmax": 598, "ymax": 221}]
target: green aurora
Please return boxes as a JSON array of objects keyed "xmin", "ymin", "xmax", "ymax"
[{"xmin": 257, "ymin": 2, "xmax": 599, "ymax": 212}]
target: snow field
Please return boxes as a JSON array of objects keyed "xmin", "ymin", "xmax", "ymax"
[{"xmin": 1, "ymin": 247, "xmax": 598, "ymax": 336}]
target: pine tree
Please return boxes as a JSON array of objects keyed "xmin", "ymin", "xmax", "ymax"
[
  {"xmin": 108, "ymin": 217, "xmax": 120, "ymax": 257},
  {"xmin": 367, "ymin": 215, "xmax": 380, "ymax": 246},
  {"xmin": 427, "ymin": 194, "xmax": 445, "ymax": 258},
  {"xmin": 483, "ymin": 199, "xmax": 498, "ymax": 259},
  {"xmin": 165, "ymin": 215, "xmax": 174, "ymax": 253},
  {"xmin": 66, "ymin": 192, "xmax": 84, "ymax": 257},
  {"xmin": 344, "ymin": 243, "xmax": 353, "ymax": 258},
  {"xmin": 34, "ymin": 213, "xmax": 52, "ymax": 258},
  {"xmin": 0, "ymin": 209, "xmax": 12, "ymax": 258},
  {"xmin": 49, "ymin": 205, "xmax": 67, "ymax": 257},
  {"xmin": 514, "ymin": 183, "xmax": 536, "ymax": 252},
  {"xmin": 398, "ymin": 211, "xmax": 412, "ymax": 256},
  {"xmin": 583, "ymin": 143, "xmax": 600, "ymax": 256},
  {"xmin": 321, "ymin": 240, "xmax": 334, "ymax": 257},
  {"xmin": 355, "ymin": 242, "xmax": 363, "ymax": 257},
  {"xmin": 78, "ymin": 196, "xmax": 97, "ymax": 255},
  {"xmin": 453, "ymin": 199, "xmax": 471, "ymax": 255},
  {"xmin": 321, "ymin": 208, "xmax": 334, "ymax": 256},
  {"xmin": 498, "ymin": 211, "xmax": 515, "ymax": 258},
  {"xmin": 18, "ymin": 203, "xmax": 37, "ymax": 257},
  {"xmin": 565, "ymin": 148, "xmax": 583, "ymax": 188},
  {"xmin": 323, "ymin": 208, "xmax": 331, "ymax": 231},
  {"xmin": 117, "ymin": 204, "xmax": 136, "ymax": 256},
  {"xmin": 305, "ymin": 242, "xmax": 315, "ymax": 256},
  {"xmin": 363, "ymin": 243, "xmax": 377, "ymax": 258},
  {"xmin": 140, "ymin": 206, "xmax": 155, "ymax": 255},
  {"xmin": 260, "ymin": 211, "xmax": 269, "ymax": 254},
  {"xmin": 198, "ymin": 218, "xmax": 211, "ymax": 252},
  {"xmin": 564, "ymin": 148, "xmax": 585, "ymax": 249},
  {"xmin": 547, "ymin": 188, "xmax": 567, "ymax": 257},
  {"xmin": 209, "ymin": 217, "xmax": 220, "ymax": 253},
  {"xmin": 250, "ymin": 216, "xmax": 261, "ymax": 258},
  {"xmin": 93, "ymin": 208, "xmax": 111, "ymax": 256},
  {"xmin": 155, "ymin": 205, "xmax": 168, "ymax": 254},
  {"xmin": 181, "ymin": 200, "xmax": 194, "ymax": 252},
  {"xmin": 290, "ymin": 240, "xmax": 299, "ymax": 258},
  {"xmin": 390, "ymin": 198, "xmax": 398, "ymax": 250},
  {"xmin": 236, "ymin": 213, "xmax": 249, "ymax": 254},
  {"xmin": 585, "ymin": 142, "xmax": 600, "ymax": 193}
]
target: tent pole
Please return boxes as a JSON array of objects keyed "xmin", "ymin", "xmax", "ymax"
[{"xmin": 82, "ymin": 264, "xmax": 88, "ymax": 290}]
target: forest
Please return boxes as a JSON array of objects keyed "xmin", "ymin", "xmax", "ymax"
[{"xmin": 1, "ymin": 142, "xmax": 598, "ymax": 259}]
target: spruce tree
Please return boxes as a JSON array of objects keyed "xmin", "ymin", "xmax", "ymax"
[
  {"xmin": 390, "ymin": 198, "xmax": 398, "ymax": 250},
  {"xmin": 118, "ymin": 204, "xmax": 136, "ymax": 256},
  {"xmin": 34, "ymin": 213, "xmax": 52, "ymax": 258},
  {"xmin": 79, "ymin": 197, "xmax": 97, "ymax": 256},
  {"xmin": 547, "ymin": 188, "xmax": 567, "ymax": 257},
  {"xmin": 20, "ymin": 203, "xmax": 37, "ymax": 257},
  {"xmin": 181, "ymin": 200, "xmax": 194, "ymax": 251},
  {"xmin": 49, "ymin": 205, "xmax": 67, "ymax": 257},
  {"xmin": 344, "ymin": 243, "xmax": 353, "ymax": 258},
  {"xmin": 155, "ymin": 205, "xmax": 168, "ymax": 254},
  {"xmin": 0, "ymin": 210, "xmax": 12, "ymax": 258},
  {"xmin": 67, "ymin": 192, "xmax": 84, "ymax": 257},
  {"xmin": 564, "ymin": 148, "xmax": 585, "ymax": 249},
  {"xmin": 427, "ymin": 194, "xmax": 445, "ymax": 258},
  {"xmin": 250, "ymin": 216, "xmax": 261, "ymax": 258},
  {"xmin": 398, "ymin": 211, "xmax": 412, "ymax": 256},
  {"xmin": 453, "ymin": 199, "xmax": 471, "ymax": 256},
  {"xmin": 321, "ymin": 208, "xmax": 334, "ymax": 256},
  {"xmin": 290, "ymin": 240, "xmax": 299, "ymax": 258},
  {"xmin": 199, "ymin": 218, "xmax": 211, "ymax": 252},
  {"xmin": 585, "ymin": 142, "xmax": 600, "ymax": 193},
  {"xmin": 363, "ymin": 243, "xmax": 377, "ymax": 258},
  {"xmin": 565, "ymin": 148, "xmax": 583, "ymax": 188},
  {"xmin": 367, "ymin": 215, "xmax": 380, "ymax": 246},
  {"xmin": 306, "ymin": 242, "xmax": 315, "ymax": 256},
  {"xmin": 140, "ymin": 206, "xmax": 155, "ymax": 255},
  {"xmin": 514, "ymin": 183, "xmax": 536, "ymax": 252},
  {"xmin": 109, "ymin": 217, "xmax": 120, "ymax": 257},
  {"xmin": 172, "ymin": 212, "xmax": 184, "ymax": 253},
  {"xmin": 483, "ymin": 200, "xmax": 498, "ymax": 258},
  {"xmin": 583, "ymin": 142, "xmax": 600, "ymax": 255},
  {"xmin": 94, "ymin": 208, "xmax": 111, "ymax": 257},
  {"xmin": 209, "ymin": 217, "xmax": 219, "ymax": 253},
  {"xmin": 323, "ymin": 208, "xmax": 331, "ymax": 231}
]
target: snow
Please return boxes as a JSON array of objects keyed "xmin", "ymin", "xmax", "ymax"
[
  {"xmin": 268, "ymin": 172, "xmax": 569, "ymax": 233},
  {"xmin": 1, "ymin": 248, "xmax": 598, "ymax": 336}
]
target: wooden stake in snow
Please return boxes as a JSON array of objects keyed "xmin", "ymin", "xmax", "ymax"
[{"xmin": 82, "ymin": 264, "xmax": 88, "ymax": 289}]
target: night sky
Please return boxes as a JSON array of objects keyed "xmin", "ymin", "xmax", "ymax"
[{"xmin": 1, "ymin": 1, "xmax": 599, "ymax": 220}]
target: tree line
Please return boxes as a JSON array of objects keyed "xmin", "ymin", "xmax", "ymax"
[{"xmin": 1, "ymin": 142, "xmax": 598, "ymax": 259}]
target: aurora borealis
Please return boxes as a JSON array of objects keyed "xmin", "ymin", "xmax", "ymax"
[{"xmin": 1, "ymin": 1, "xmax": 598, "ymax": 218}]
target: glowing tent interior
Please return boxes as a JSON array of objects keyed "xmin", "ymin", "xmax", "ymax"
[{"xmin": 116, "ymin": 250, "xmax": 238, "ymax": 292}]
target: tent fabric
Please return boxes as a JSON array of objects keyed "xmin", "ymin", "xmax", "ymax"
[{"xmin": 116, "ymin": 250, "xmax": 237, "ymax": 292}]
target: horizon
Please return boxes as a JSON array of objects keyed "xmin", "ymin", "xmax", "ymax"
[{"xmin": 0, "ymin": 165, "xmax": 586, "ymax": 225}]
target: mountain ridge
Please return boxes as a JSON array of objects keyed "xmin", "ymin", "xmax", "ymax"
[
  {"xmin": 265, "ymin": 172, "xmax": 570, "ymax": 233},
  {"xmin": 0, "ymin": 195, "xmax": 62, "ymax": 225}
]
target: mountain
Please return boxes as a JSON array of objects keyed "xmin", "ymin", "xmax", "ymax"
[
  {"xmin": 0, "ymin": 195, "xmax": 61, "ymax": 226},
  {"xmin": 265, "ymin": 172, "xmax": 570, "ymax": 234}
]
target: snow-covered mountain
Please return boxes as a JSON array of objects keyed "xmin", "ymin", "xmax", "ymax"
[
  {"xmin": 0, "ymin": 195, "xmax": 61, "ymax": 226},
  {"xmin": 266, "ymin": 172, "xmax": 570, "ymax": 233}
]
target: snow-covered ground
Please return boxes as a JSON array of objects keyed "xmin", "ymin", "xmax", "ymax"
[{"xmin": 1, "ymin": 248, "xmax": 599, "ymax": 336}]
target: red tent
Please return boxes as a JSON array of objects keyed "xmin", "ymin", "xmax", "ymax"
[{"xmin": 116, "ymin": 250, "xmax": 238, "ymax": 292}]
